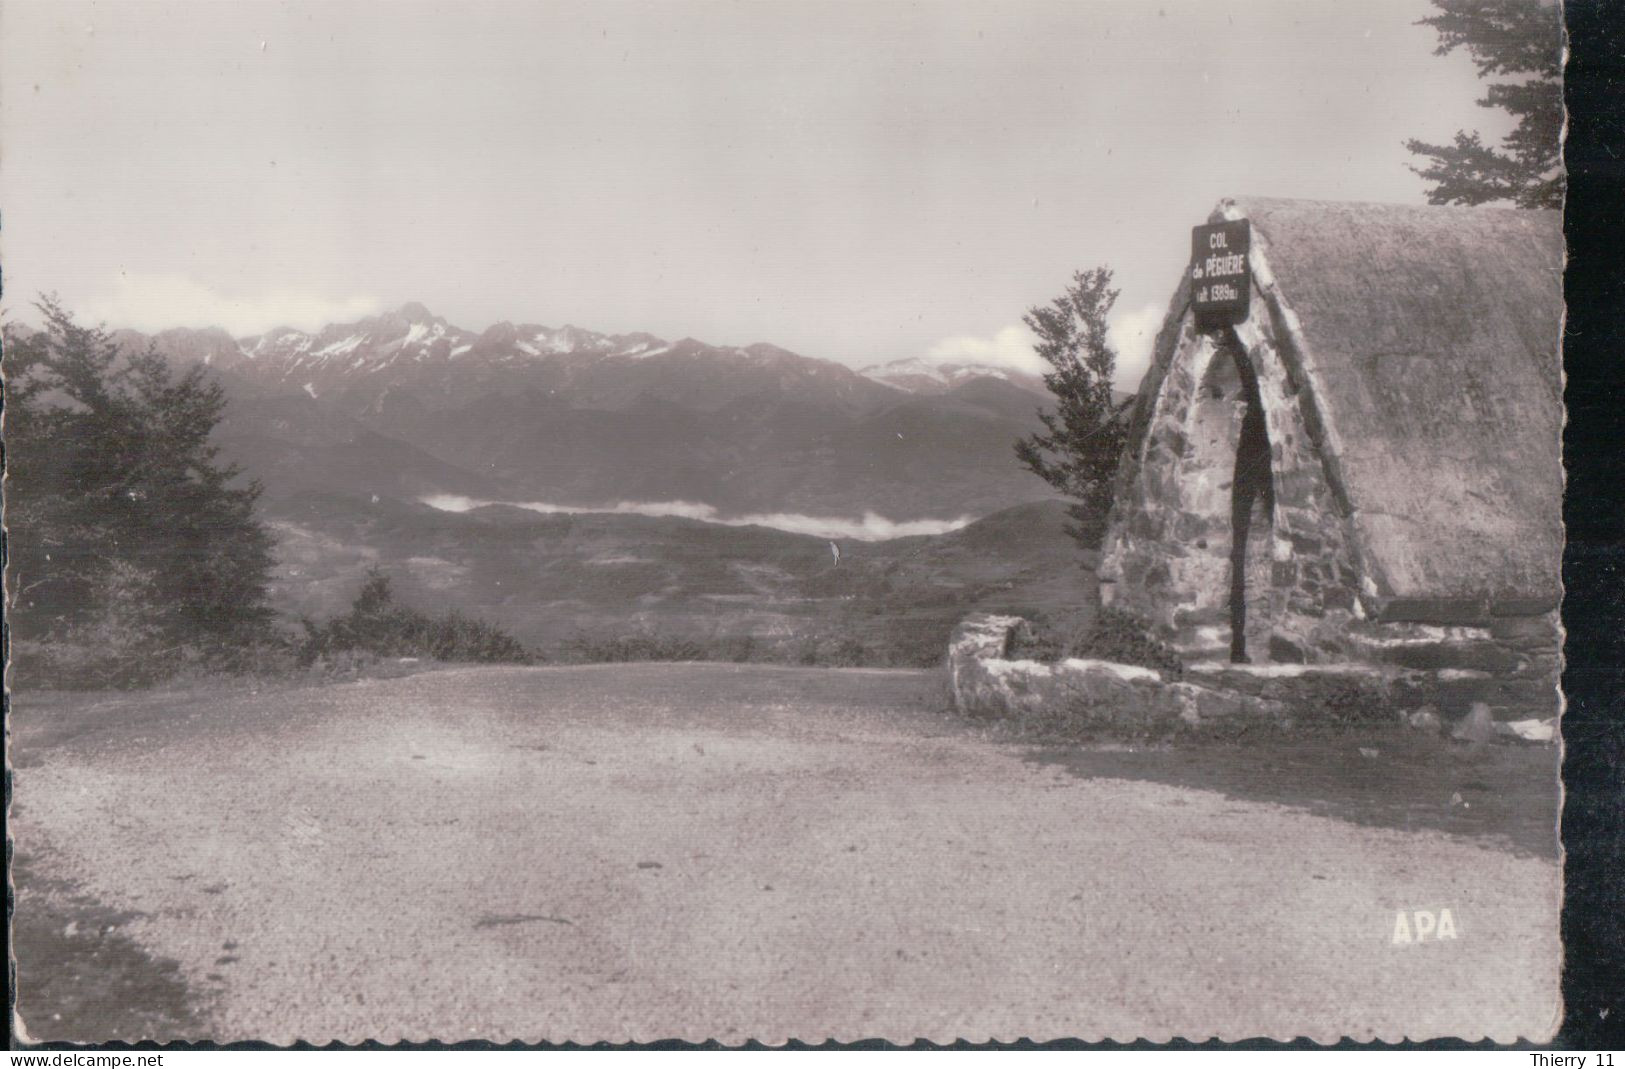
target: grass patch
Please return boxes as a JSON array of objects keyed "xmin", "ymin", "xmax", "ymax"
[
  {"xmin": 10, "ymin": 855, "xmax": 208, "ymax": 1043},
  {"xmin": 559, "ymin": 630, "xmax": 755, "ymax": 664},
  {"xmin": 554, "ymin": 628, "xmax": 940, "ymax": 668},
  {"xmin": 9, "ymin": 637, "xmax": 301, "ymax": 692}
]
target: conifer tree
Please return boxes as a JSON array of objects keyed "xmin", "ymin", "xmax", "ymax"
[
  {"xmin": 1405, "ymin": 0, "xmax": 1565, "ymax": 208},
  {"xmin": 5, "ymin": 297, "xmax": 276, "ymax": 656}
]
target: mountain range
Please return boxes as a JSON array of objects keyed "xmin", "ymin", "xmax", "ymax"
[
  {"xmin": 8, "ymin": 302, "xmax": 1107, "ymax": 655},
  {"xmin": 102, "ymin": 303, "xmax": 1063, "ymax": 523},
  {"xmin": 856, "ymin": 356, "xmax": 1049, "ymax": 395}
]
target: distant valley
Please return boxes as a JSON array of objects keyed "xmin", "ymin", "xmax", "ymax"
[
  {"xmin": 268, "ymin": 493, "xmax": 1095, "ymax": 664},
  {"xmin": 77, "ymin": 303, "xmax": 1097, "ymax": 657}
]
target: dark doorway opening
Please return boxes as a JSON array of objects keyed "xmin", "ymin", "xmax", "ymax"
[{"xmin": 1223, "ymin": 331, "xmax": 1275, "ymax": 663}]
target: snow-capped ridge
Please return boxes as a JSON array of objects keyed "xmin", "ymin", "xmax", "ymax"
[
  {"xmin": 858, "ymin": 356, "xmax": 1045, "ymax": 395},
  {"xmin": 125, "ymin": 304, "xmax": 929, "ymax": 399},
  {"xmin": 313, "ymin": 333, "xmax": 369, "ymax": 358},
  {"xmin": 227, "ymin": 305, "xmax": 871, "ymax": 376}
]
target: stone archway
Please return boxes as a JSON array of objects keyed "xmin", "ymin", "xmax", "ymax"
[
  {"xmin": 1187, "ymin": 330, "xmax": 1277, "ymax": 662},
  {"xmin": 1226, "ymin": 332, "xmax": 1276, "ymax": 663}
]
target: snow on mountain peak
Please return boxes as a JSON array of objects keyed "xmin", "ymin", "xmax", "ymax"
[
  {"xmin": 860, "ymin": 357, "xmax": 948, "ymax": 386},
  {"xmin": 249, "ymin": 328, "xmax": 313, "ymax": 358},
  {"xmin": 401, "ymin": 321, "xmax": 448, "ymax": 348},
  {"xmin": 313, "ymin": 333, "xmax": 369, "ymax": 358},
  {"xmin": 615, "ymin": 339, "xmax": 660, "ymax": 357},
  {"xmin": 182, "ymin": 307, "xmax": 901, "ymax": 389},
  {"xmin": 532, "ymin": 325, "xmax": 586, "ymax": 354},
  {"xmin": 857, "ymin": 356, "xmax": 1043, "ymax": 395}
]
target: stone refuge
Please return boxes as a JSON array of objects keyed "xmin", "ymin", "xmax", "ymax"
[{"xmin": 1097, "ymin": 197, "xmax": 1563, "ymax": 721}]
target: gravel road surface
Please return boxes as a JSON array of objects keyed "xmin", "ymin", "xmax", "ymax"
[{"xmin": 11, "ymin": 664, "xmax": 1560, "ymax": 1044}]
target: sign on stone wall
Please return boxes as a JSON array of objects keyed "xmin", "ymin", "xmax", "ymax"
[{"xmin": 1191, "ymin": 219, "xmax": 1251, "ymax": 325}]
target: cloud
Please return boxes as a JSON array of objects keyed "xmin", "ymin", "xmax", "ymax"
[
  {"xmin": 1108, "ymin": 302, "xmax": 1165, "ymax": 390},
  {"xmin": 927, "ymin": 324, "xmax": 1045, "ymax": 373},
  {"xmin": 420, "ymin": 495, "xmax": 974, "ymax": 541},
  {"xmin": 83, "ymin": 274, "xmax": 381, "ymax": 337},
  {"xmin": 923, "ymin": 302, "xmax": 1165, "ymax": 391}
]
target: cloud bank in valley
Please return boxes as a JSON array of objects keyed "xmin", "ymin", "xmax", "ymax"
[{"xmin": 421, "ymin": 495, "xmax": 974, "ymax": 542}]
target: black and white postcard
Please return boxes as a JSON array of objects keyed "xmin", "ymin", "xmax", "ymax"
[{"xmin": 4, "ymin": 0, "xmax": 1568, "ymax": 1046}]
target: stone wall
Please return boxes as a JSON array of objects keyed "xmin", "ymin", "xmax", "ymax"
[
  {"xmin": 948, "ymin": 614, "xmax": 1286, "ymax": 729},
  {"xmin": 1344, "ymin": 613, "xmax": 1562, "ymax": 719},
  {"xmin": 948, "ymin": 613, "xmax": 1560, "ymax": 732}
]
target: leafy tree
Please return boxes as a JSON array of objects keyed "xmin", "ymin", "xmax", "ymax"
[
  {"xmin": 1405, "ymin": 0, "xmax": 1564, "ymax": 208},
  {"xmin": 5, "ymin": 296, "xmax": 276, "ymax": 658},
  {"xmin": 1013, "ymin": 267, "xmax": 1131, "ymax": 550}
]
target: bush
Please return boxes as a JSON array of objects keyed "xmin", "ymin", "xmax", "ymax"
[
  {"xmin": 9, "ymin": 559, "xmax": 300, "ymax": 689},
  {"xmin": 794, "ymin": 634, "xmax": 871, "ymax": 668},
  {"xmin": 299, "ymin": 569, "xmax": 532, "ymax": 666},
  {"xmin": 556, "ymin": 628, "xmax": 914, "ymax": 668},
  {"xmin": 1005, "ymin": 614, "xmax": 1071, "ymax": 662},
  {"xmin": 560, "ymin": 630, "xmax": 711, "ymax": 664},
  {"xmin": 11, "ymin": 640, "xmax": 180, "ymax": 691},
  {"xmin": 562, "ymin": 630, "xmax": 803, "ymax": 665},
  {"xmin": 50, "ymin": 559, "xmax": 172, "ymax": 686},
  {"xmin": 1066, "ymin": 607, "xmax": 1184, "ymax": 677},
  {"xmin": 1292, "ymin": 674, "xmax": 1391, "ymax": 728},
  {"xmin": 1012, "ymin": 606, "xmax": 1183, "ymax": 676},
  {"xmin": 11, "ymin": 635, "xmax": 299, "ymax": 692}
]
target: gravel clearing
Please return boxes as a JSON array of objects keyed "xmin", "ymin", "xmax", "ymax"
[{"xmin": 11, "ymin": 663, "xmax": 1560, "ymax": 1044}]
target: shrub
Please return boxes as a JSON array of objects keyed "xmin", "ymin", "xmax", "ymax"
[
  {"xmin": 713, "ymin": 635, "xmax": 761, "ymax": 664},
  {"xmin": 1292, "ymin": 674, "xmax": 1392, "ymax": 728},
  {"xmin": 8, "ymin": 560, "xmax": 299, "ymax": 689},
  {"xmin": 560, "ymin": 630, "xmax": 710, "ymax": 664},
  {"xmin": 11, "ymin": 640, "xmax": 178, "ymax": 691},
  {"xmin": 11, "ymin": 634, "xmax": 299, "ymax": 692},
  {"xmin": 1066, "ymin": 606, "xmax": 1184, "ymax": 677},
  {"xmin": 1005, "ymin": 616, "xmax": 1069, "ymax": 662},
  {"xmin": 794, "ymin": 634, "xmax": 871, "ymax": 668},
  {"xmin": 554, "ymin": 625, "xmax": 941, "ymax": 669},
  {"xmin": 299, "ymin": 568, "xmax": 532, "ymax": 666},
  {"xmin": 195, "ymin": 640, "xmax": 301, "ymax": 679},
  {"xmin": 559, "ymin": 629, "xmax": 782, "ymax": 665}
]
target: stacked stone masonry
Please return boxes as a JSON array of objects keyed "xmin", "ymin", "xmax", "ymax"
[
  {"xmin": 1097, "ymin": 200, "xmax": 1561, "ymax": 721},
  {"xmin": 948, "ymin": 615, "xmax": 1559, "ymax": 730},
  {"xmin": 947, "ymin": 615, "xmax": 1288, "ymax": 729}
]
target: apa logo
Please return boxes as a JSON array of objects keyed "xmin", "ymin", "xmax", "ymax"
[{"xmin": 1392, "ymin": 908, "xmax": 1458, "ymax": 945}]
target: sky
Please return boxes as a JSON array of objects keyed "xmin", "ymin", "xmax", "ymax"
[{"xmin": 1, "ymin": 0, "xmax": 1509, "ymax": 387}]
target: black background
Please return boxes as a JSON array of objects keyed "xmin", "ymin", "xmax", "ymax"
[{"xmin": 1555, "ymin": 0, "xmax": 1625, "ymax": 1051}]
